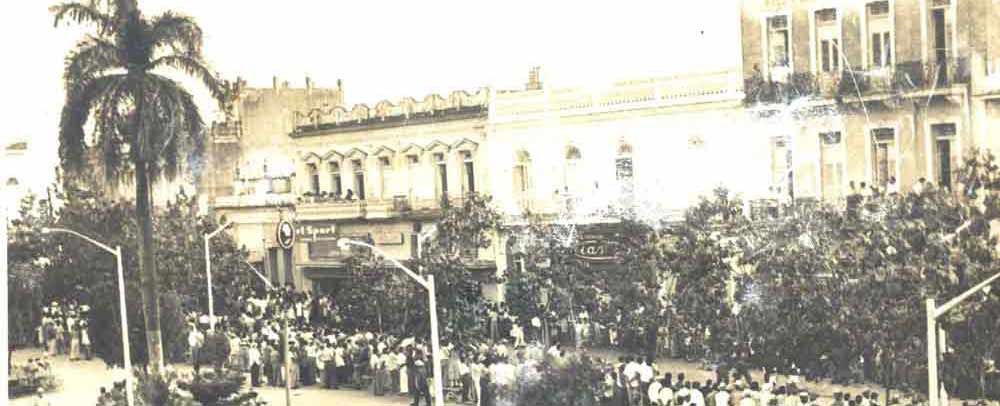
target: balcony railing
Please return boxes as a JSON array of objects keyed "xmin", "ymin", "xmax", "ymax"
[
  {"xmin": 744, "ymin": 58, "xmax": 970, "ymax": 106},
  {"xmin": 214, "ymin": 193, "xmax": 296, "ymax": 209}
]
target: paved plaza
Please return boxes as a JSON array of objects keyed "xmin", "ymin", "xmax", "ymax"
[{"xmin": 9, "ymin": 348, "xmax": 445, "ymax": 406}]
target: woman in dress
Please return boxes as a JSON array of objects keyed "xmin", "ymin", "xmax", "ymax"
[
  {"xmin": 398, "ymin": 350, "xmax": 409, "ymax": 395},
  {"xmin": 68, "ymin": 318, "xmax": 81, "ymax": 361},
  {"xmin": 369, "ymin": 350, "xmax": 385, "ymax": 396},
  {"xmin": 80, "ymin": 320, "xmax": 91, "ymax": 360}
]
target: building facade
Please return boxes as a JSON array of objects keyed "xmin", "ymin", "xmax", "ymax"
[
  {"xmin": 206, "ymin": 83, "xmax": 500, "ymax": 297},
  {"xmin": 740, "ymin": 0, "xmax": 1000, "ymax": 203}
]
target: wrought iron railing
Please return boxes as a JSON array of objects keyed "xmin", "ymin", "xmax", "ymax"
[{"xmin": 744, "ymin": 58, "xmax": 970, "ymax": 105}]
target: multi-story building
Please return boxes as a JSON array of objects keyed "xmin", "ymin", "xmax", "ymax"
[
  {"xmin": 740, "ymin": 0, "xmax": 1000, "ymax": 202},
  {"xmin": 2, "ymin": 138, "xmax": 34, "ymax": 218},
  {"xmin": 487, "ymin": 68, "xmax": 768, "ymax": 286},
  {"xmin": 206, "ymin": 82, "xmax": 499, "ymax": 297}
]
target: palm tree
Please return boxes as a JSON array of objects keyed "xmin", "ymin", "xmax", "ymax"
[{"xmin": 53, "ymin": 0, "xmax": 223, "ymax": 374}]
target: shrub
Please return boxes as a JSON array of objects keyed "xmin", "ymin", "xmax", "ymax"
[
  {"xmin": 198, "ymin": 333, "xmax": 232, "ymax": 370},
  {"xmin": 178, "ymin": 369, "xmax": 244, "ymax": 406}
]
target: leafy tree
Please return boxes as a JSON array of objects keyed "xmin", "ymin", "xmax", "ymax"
[
  {"xmin": 336, "ymin": 194, "xmax": 503, "ymax": 343},
  {"xmin": 53, "ymin": 0, "xmax": 224, "ymax": 374},
  {"xmin": 659, "ymin": 188, "xmax": 748, "ymax": 363},
  {"xmin": 6, "ymin": 193, "xmax": 58, "ymax": 346},
  {"xmin": 8, "ymin": 183, "xmax": 252, "ymax": 368}
]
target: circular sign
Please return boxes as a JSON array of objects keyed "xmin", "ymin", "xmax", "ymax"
[{"xmin": 277, "ymin": 220, "xmax": 295, "ymax": 249}]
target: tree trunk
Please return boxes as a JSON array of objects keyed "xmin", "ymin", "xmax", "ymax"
[{"xmin": 136, "ymin": 160, "xmax": 165, "ymax": 374}]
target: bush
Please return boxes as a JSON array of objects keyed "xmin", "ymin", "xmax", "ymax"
[
  {"xmin": 514, "ymin": 356, "xmax": 604, "ymax": 406},
  {"xmin": 198, "ymin": 333, "xmax": 231, "ymax": 370},
  {"xmin": 178, "ymin": 369, "xmax": 244, "ymax": 406},
  {"xmin": 97, "ymin": 369, "xmax": 195, "ymax": 406},
  {"xmin": 8, "ymin": 359, "xmax": 60, "ymax": 398}
]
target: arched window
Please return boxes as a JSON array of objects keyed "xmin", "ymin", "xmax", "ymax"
[
  {"xmin": 513, "ymin": 150, "xmax": 531, "ymax": 195},
  {"xmin": 306, "ymin": 163, "xmax": 319, "ymax": 194}
]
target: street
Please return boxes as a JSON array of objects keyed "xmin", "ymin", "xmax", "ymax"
[{"xmin": 10, "ymin": 348, "xmax": 442, "ymax": 406}]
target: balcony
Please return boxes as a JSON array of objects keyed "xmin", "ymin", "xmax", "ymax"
[
  {"xmin": 296, "ymin": 194, "xmax": 448, "ymax": 221},
  {"xmin": 744, "ymin": 59, "xmax": 971, "ymax": 106},
  {"xmin": 213, "ymin": 193, "xmax": 295, "ymax": 209}
]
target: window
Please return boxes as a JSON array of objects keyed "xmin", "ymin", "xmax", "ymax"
[
  {"xmin": 460, "ymin": 150, "xmax": 475, "ymax": 194},
  {"xmin": 771, "ymin": 137, "xmax": 792, "ymax": 197},
  {"xmin": 307, "ymin": 163, "xmax": 319, "ymax": 194},
  {"xmin": 871, "ymin": 128, "xmax": 896, "ymax": 188},
  {"xmin": 434, "ymin": 153, "xmax": 448, "ymax": 199},
  {"xmin": 930, "ymin": 2, "xmax": 952, "ymax": 83},
  {"xmin": 406, "ymin": 154, "xmax": 419, "ymax": 199},
  {"xmin": 767, "ymin": 15, "xmax": 791, "ymax": 70},
  {"xmin": 329, "ymin": 162, "xmax": 342, "ymax": 198},
  {"xmin": 352, "ymin": 159, "xmax": 366, "ymax": 200},
  {"xmin": 815, "ymin": 9, "xmax": 840, "ymax": 73},
  {"xmin": 616, "ymin": 140, "xmax": 634, "ymax": 196},
  {"xmin": 513, "ymin": 150, "xmax": 531, "ymax": 199},
  {"xmin": 932, "ymin": 123, "xmax": 956, "ymax": 189},
  {"xmin": 867, "ymin": 1, "xmax": 892, "ymax": 68},
  {"xmin": 378, "ymin": 156, "xmax": 393, "ymax": 199},
  {"xmin": 819, "ymin": 132, "xmax": 844, "ymax": 200}
]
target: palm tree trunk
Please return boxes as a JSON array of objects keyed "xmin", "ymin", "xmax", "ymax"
[{"xmin": 136, "ymin": 159, "xmax": 165, "ymax": 374}]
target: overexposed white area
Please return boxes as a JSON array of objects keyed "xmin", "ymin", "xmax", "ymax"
[{"xmin": 1, "ymin": 0, "xmax": 742, "ymax": 206}]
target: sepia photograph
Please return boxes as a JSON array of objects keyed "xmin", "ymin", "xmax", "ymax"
[{"xmin": 2, "ymin": 1, "xmax": 1000, "ymax": 406}]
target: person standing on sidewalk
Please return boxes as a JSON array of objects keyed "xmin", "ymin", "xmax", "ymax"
[{"xmin": 248, "ymin": 342, "xmax": 262, "ymax": 387}]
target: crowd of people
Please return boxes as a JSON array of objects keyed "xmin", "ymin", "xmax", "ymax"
[
  {"xmin": 179, "ymin": 285, "xmax": 978, "ymax": 406},
  {"xmin": 37, "ymin": 299, "xmax": 91, "ymax": 361}
]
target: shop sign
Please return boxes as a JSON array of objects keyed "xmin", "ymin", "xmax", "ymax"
[
  {"xmin": 574, "ymin": 236, "xmax": 628, "ymax": 263},
  {"xmin": 296, "ymin": 221, "xmax": 337, "ymax": 240},
  {"xmin": 372, "ymin": 231, "xmax": 404, "ymax": 245},
  {"xmin": 276, "ymin": 220, "xmax": 295, "ymax": 249}
]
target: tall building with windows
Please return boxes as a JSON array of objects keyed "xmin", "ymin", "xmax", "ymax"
[
  {"xmin": 488, "ymin": 68, "xmax": 770, "ymax": 292},
  {"xmin": 740, "ymin": 0, "xmax": 1000, "ymax": 202},
  {"xmin": 206, "ymin": 82, "xmax": 499, "ymax": 297}
]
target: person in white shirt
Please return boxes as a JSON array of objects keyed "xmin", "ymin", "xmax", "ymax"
[
  {"xmin": 714, "ymin": 385, "xmax": 732, "ymax": 406},
  {"xmin": 248, "ymin": 343, "xmax": 262, "ymax": 387},
  {"xmin": 623, "ymin": 356, "xmax": 642, "ymax": 389},
  {"xmin": 457, "ymin": 354, "xmax": 474, "ymax": 403},
  {"xmin": 659, "ymin": 383, "xmax": 675, "ymax": 406},
  {"xmin": 740, "ymin": 389, "xmax": 755, "ymax": 406},
  {"xmin": 690, "ymin": 382, "xmax": 706, "ymax": 406},
  {"xmin": 639, "ymin": 357, "xmax": 656, "ymax": 404},
  {"xmin": 320, "ymin": 344, "xmax": 337, "ymax": 389},
  {"xmin": 649, "ymin": 379, "xmax": 663, "ymax": 406}
]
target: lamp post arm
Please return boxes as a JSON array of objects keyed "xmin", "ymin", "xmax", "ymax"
[
  {"xmin": 934, "ymin": 270, "xmax": 1000, "ymax": 319},
  {"xmin": 343, "ymin": 240, "xmax": 429, "ymax": 289},
  {"xmin": 45, "ymin": 227, "xmax": 117, "ymax": 255},
  {"xmin": 206, "ymin": 220, "xmax": 234, "ymax": 240},
  {"xmin": 243, "ymin": 260, "xmax": 275, "ymax": 290}
]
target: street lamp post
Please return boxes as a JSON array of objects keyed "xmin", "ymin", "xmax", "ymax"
[
  {"xmin": 203, "ymin": 220, "xmax": 233, "ymax": 332},
  {"xmin": 926, "ymin": 270, "xmax": 1000, "ymax": 406},
  {"xmin": 338, "ymin": 238, "xmax": 445, "ymax": 406},
  {"xmin": 41, "ymin": 227, "xmax": 134, "ymax": 406},
  {"xmin": 242, "ymin": 260, "xmax": 292, "ymax": 406}
]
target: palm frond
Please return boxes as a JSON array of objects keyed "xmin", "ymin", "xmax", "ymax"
[
  {"xmin": 51, "ymin": 2, "xmax": 113, "ymax": 34},
  {"xmin": 64, "ymin": 35, "xmax": 122, "ymax": 93},
  {"xmin": 58, "ymin": 74, "xmax": 129, "ymax": 175},
  {"xmin": 91, "ymin": 79, "xmax": 133, "ymax": 184},
  {"xmin": 142, "ymin": 74, "xmax": 206, "ymax": 182},
  {"xmin": 149, "ymin": 11, "xmax": 203, "ymax": 55},
  {"xmin": 149, "ymin": 54, "xmax": 224, "ymax": 106}
]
